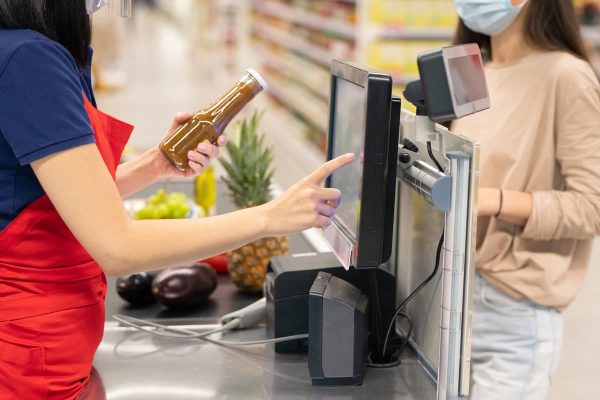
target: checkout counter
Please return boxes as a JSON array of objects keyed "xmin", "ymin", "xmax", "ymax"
[
  {"xmin": 92, "ymin": 181, "xmax": 435, "ymax": 399},
  {"xmin": 92, "ymin": 44, "xmax": 489, "ymax": 400}
]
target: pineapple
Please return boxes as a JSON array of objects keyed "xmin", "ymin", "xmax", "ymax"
[{"xmin": 221, "ymin": 112, "xmax": 289, "ymax": 293}]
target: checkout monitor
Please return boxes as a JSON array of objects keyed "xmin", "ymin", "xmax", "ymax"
[{"xmin": 324, "ymin": 61, "xmax": 398, "ymax": 269}]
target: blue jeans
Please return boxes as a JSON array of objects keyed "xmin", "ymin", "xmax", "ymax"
[{"xmin": 470, "ymin": 275, "xmax": 563, "ymax": 400}]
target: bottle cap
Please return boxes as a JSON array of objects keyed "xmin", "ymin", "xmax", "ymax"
[{"xmin": 246, "ymin": 68, "xmax": 268, "ymax": 91}]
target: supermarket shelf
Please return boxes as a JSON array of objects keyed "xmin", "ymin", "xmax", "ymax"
[
  {"xmin": 256, "ymin": 47, "xmax": 330, "ymax": 100},
  {"xmin": 376, "ymin": 26, "xmax": 455, "ymax": 40},
  {"xmin": 253, "ymin": 0, "xmax": 356, "ymax": 40},
  {"xmin": 253, "ymin": 24, "xmax": 334, "ymax": 67},
  {"xmin": 266, "ymin": 76, "xmax": 329, "ymax": 133},
  {"xmin": 261, "ymin": 104, "xmax": 327, "ymax": 187}
]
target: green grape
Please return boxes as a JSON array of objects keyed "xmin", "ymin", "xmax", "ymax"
[
  {"xmin": 167, "ymin": 192, "xmax": 186, "ymax": 203},
  {"xmin": 141, "ymin": 190, "xmax": 191, "ymax": 219},
  {"xmin": 148, "ymin": 195, "xmax": 160, "ymax": 205},
  {"xmin": 166, "ymin": 198, "xmax": 182, "ymax": 210},
  {"xmin": 157, "ymin": 203, "xmax": 170, "ymax": 219},
  {"xmin": 171, "ymin": 209, "xmax": 187, "ymax": 219},
  {"xmin": 151, "ymin": 207, "xmax": 162, "ymax": 219},
  {"xmin": 135, "ymin": 207, "xmax": 153, "ymax": 220}
]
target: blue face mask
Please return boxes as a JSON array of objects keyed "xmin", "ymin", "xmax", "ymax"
[{"xmin": 455, "ymin": 0, "xmax": 527, "ymax": 36}]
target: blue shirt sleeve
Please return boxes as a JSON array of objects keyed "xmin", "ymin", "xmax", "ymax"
[{"xmin": 0, "ymin": 39, "xmax": 95, "ymax": 166}]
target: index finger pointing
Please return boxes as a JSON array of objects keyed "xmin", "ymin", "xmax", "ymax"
[{"xmin": 310, "ymin": 153, "xmax": 355, "ymax": 185}]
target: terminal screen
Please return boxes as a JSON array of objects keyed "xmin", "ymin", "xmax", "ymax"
[
  {"xmin": 329, "ymin": 78, "xmax": 367, "ymax": 238},
  {"xmin": 448, "ymin": 55, "xmax": 487, "ymax": 106}
]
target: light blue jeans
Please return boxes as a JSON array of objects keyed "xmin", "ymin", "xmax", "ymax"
[{"xmin": 470, "ymin": 274, "xmax": 563, "ymax": 400}]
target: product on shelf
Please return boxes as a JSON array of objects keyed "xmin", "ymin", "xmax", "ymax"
[
  {"xmin": 251, "ymin": 0, "xmax": 456, "ymax": 152},
  {"xmin": 369, "ymin": 0, "xmax": 457, "ymax": 28},
  {"xmin": 368, "ymin": 39, "xmax": 450, "ymax": 82},
  {"xmin": 159, "ymin": 69, "xmax": 267, "ymax": 171}
]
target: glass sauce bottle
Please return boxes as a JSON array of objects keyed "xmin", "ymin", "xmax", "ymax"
[{"xmin": 159, "ymin": 69, "xmax": 267, "ymax": 171}]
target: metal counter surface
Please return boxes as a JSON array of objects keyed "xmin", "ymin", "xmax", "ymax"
[
  {"xmin": 92, "ymin": 179, "xmax": 436, "ymax": 399},
  {"xmin": 93, "ymin": 324, "xmax": 435, "ymax": 400}
]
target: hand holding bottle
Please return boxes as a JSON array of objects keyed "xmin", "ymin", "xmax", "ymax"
[
  {"xmin": 159, "ymin": 69, "xmax": 266, "ymax": 172},
  {"xmin": 152, "ymin": 112, "xmax": 226, "ymax": 179},
  {"xmin": 261, "ymin": 153, "xmax": 355, "ymax": 236}
]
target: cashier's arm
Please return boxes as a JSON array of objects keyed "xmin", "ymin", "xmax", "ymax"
[{"xmin": 31, "ymin": 144, "xmax": 350, "ymax": 276}]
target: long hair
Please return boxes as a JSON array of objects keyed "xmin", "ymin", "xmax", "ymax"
[
  {"xmin": 453, "ymin": 0, "xmax": 589, "ymax": 62},
  {"xmin": 0, "ymin": 0, "xmax": 91, "ymax": 67}
]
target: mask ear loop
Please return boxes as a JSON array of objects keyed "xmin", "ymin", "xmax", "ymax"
[{"xmin": 109, "ymin": 0, "xmax": 132, "ymax": 18}]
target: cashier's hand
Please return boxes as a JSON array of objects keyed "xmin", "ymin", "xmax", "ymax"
[
  {"xmin": 262, "ymin": 153, "xmax": 355, "ymax": 236},
  {"xmin": 153, "ymin": 112, "xmax": 227, "ymax": 178}
]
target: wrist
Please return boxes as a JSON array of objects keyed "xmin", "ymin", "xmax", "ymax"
[
  {"xmin": 479, "ymin": 187, "xmax": 501, "ymax": 216},
  {"xmin": 494, "ymin": 189, "xmax": 503, "ymax": 218},
  {"xmin": 145, "ymin": 147, "xmax": 167, "ymax": 179},
  {"xmin": 253, "ymin": 203, "xmax": 273, "ymax": 237}
]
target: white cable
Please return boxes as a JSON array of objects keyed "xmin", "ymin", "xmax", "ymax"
[
  {"xmin": 112, "ymin": 314, "xmax": 308, "ymax": 347},
  {"xmin": 113, "ymin": 314, "xmax": 239, "ymax": 339},
  {"xmin": 205, "ymin": 334, "xmax": 309, "ymax": 347}
]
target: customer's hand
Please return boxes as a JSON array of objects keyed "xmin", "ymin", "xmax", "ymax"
[
  {"xmin": 153, "ymin": 112, "xmax": 226, "ymax": 178},
  {"xmin": 262, "ymin": 153, "xmax": 355, "ymax": 236}
]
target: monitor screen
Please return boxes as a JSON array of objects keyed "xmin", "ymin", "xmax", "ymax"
[
  {"xmin": 329, "ymin": 79, "xmax": 367, "ymax": 238},
  {"xmin": 447, "ymin": 54, "xmax": 488, "ymax": 106},
  {"xmin": 324, "ymin": 61, "xmax": 396, "ymax": 269}
]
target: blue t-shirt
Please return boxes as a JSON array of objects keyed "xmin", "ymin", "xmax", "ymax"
[{"xmin": 0, "ymin": 29, "xmax": 96, "ymax": 230}]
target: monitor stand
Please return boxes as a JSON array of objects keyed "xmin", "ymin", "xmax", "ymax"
[{"xmin": 265, "ymin": 252, "xmax": 399, "ymax": 364}]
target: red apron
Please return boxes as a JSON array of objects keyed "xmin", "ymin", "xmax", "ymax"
[{"xmin": 0, "ymin": 96, "xmax": 133, "ymax": 400}]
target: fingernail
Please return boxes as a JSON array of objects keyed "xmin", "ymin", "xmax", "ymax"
[
  {"xmin": 198, "ymin": 144, "xmax": 207, "ymax": 151},
  {"xmin": 187, "ymin": 151, "xmax": 194, "ymax": 158},
  {"xmin": 345, "ymin": 153, "xmax": 355, "ymax": 160}
]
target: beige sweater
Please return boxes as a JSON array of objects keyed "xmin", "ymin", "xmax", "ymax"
[{"xmin": 452, "ymin": 51, "xmax": 600, "ymax": 310}]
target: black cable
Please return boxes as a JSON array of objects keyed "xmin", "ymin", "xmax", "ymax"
[
  {"xmin": 368, "ymin": 312, "xmax": 412, "ymax": 368},
  {"xmin": 380, "ymin": 231, "xmax": 444, "ymax": 359},
  {"xmin": 426, "ymin": 141, "xmax": 444, "ymax": 173},
  {"xmin": 375, "ymin": 138, "xmax": 446, "ymax": 364}
]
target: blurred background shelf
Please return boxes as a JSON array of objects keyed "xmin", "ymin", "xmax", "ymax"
[
  {"xmin": 249, "ymin": 0, "xmax": 459, "ymax": 153},
  {"xmin": 252, "ymin": 24, "xmax": 335, "ymax": 67},
  {"xmin": 375, "ymin": 26, "xmax": 454, "ymax": 40},
  {"xmin": 253, "ymin": 0, "xmax": 357, "ymax": 39}
]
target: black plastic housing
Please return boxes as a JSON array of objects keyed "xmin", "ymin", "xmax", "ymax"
[
  {"xmin": 416, "ymin": 44, "xmax": 490, "ymax": 122},
  {"xmin": 308, "ymin": 272, "xmax": 368, "ymax": 386},
  {"xmin": 265, "ymin": 252, "xmax": 396, "ymax": 354},
  {"xmin": 325, "ymin": 61, "xmax": 398, "ymax": 269}
]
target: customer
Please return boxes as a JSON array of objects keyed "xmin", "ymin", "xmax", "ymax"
[{"xmin": 452, "ymin": 1, "xmax": 600, "ymax": 399}]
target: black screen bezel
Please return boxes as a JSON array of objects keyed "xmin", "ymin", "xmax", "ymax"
[{"xmin": 326, "ymin": 61, "xmax": 395, "ymax": 269}]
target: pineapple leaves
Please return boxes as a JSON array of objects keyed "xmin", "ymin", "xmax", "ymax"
[{"xmin": 222, "ymin": 110, "xmax": 275, "ymax": 209}]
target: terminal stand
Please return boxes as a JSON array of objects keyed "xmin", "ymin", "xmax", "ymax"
[
  {"xmin": 400, "ymin": 43, "xmax": 489, "ymax": 396},
  {"xmin": 396, "ymin": 110, "xmax": 475, "ymax": 400}
]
